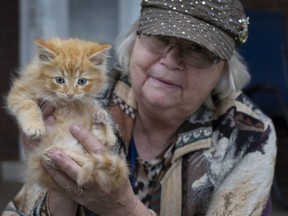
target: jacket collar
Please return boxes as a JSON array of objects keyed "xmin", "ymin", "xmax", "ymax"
[{"xmin": 110, "ymin": 75, "xmax": 213, "ymax": 159}]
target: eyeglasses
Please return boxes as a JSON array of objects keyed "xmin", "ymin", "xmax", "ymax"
[{"xmin": 137, "ymin": 33, "xmax": 221, "ymax": 69}]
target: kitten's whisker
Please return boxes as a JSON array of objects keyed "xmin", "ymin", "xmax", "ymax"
[
  {"xmin": 81, "ymin": 97, "xmax": 96, "ymax": 114},
  {"xmin": 39, "ymin": 94, "xmax": 58, "ymax": 108}
]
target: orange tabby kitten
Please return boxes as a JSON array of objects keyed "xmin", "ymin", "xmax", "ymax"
[{"xmin": 6, "ymin": 37, "xmax": 128, "ymax": 190}]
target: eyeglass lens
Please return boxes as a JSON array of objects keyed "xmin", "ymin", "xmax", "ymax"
[{"xmin": 138, "ymin": 34, "xmax": 220, "ymax": 68}]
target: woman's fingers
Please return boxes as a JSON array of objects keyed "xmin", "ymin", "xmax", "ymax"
[
  {"xmin": 39, "ymin": 100, "xmax": 55, "ymax": 116},
  {"xmin": 43, "ymin": 162, "xmax": 76, "ymax": 193},
  {"xmin": 44, "ymin": 149, "xmax": 80, "ymax": 185},
  {"xmin": 70, "ymin": 124, "xmax": 105, "ymax": 154},
  {"xmin": 47, "ymin": 189, "xmax": 79, "ymax": 215},
  {"xmin": 39, "ymin": 100, "xmax": 56, "ymax": 125},
  {"xmin": 42, "ymin": 148, "xmax": 91, "ymax": 200}
]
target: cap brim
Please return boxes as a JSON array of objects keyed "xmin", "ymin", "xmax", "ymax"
[{"xmin": 138, "ymin": 7, "xmax": 235, "ymax": 60}]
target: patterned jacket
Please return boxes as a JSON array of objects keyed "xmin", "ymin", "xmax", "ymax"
[{"xmin": 2, "ymin": 74, "xmax": 277, "ymax": 216}]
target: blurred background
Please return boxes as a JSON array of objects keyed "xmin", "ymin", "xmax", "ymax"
[{"xmin": 0, "ymin": 0, "xmax": 288, "ymax": 215}]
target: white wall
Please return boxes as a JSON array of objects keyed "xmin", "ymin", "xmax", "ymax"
[
  {"xmin": 20, "ymin": 0, "xmax": 141, "ymax": 66},
  {"xmin": 70, "ymin": 0, "xmax": 118, "ymax": 43},
  {"xmin": 20, "ymin": 0, "xmax": 69, "ymax": 68},
  {"xmin": 70, "ymin": 0, "xmax": 141, "ymax": 43},
  {"xmin": 118, "ymin": 0, "xmax": 141, "ymax": 34}
]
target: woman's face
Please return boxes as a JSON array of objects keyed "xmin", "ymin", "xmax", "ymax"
[{"xmin": 129, "ymin": 35, "xmax": 226, "ymax": 116}]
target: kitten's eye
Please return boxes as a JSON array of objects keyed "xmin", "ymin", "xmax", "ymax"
[
  {"xmin": 78, "ymin": 78, "xmax": 88, "ymax": 85},
  {"xmin": 55, "ymin": 77, "xmax": 65, "ymax": 84}
]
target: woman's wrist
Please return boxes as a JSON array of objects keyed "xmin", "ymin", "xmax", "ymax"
[
  {"xmin": 48, "ymin": 190, "xmax": 78, "ymax": 216},
  {"xmin": 103, "ymin": 185, "xmax": 151, "ymax": 216},
  {"xmin": 148, "ymin": 209, "xmax": 159, "ymax": 216},
  {"xmin": 131, "ymin": 200, "xmax": 158, "ymax": 216},
  {"xmin": 115, "ymin": 196, "xmax": 154, "ymax": 216}
]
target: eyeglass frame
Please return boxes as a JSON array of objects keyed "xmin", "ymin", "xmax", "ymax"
[{"xmin": 136, "ymin": 31, "xmax": 222, "ymax": 69}]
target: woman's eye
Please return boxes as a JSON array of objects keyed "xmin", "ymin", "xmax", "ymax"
[
  {"xmin": 188, "ymin": 44, "xmax": 206, "ymax": 53},
  {"xmin": 155, "ymin": 36, "xmax": 170, "ymax": 46},
  {"xmin": 55, "ymin": 77, "xmax": 65, "ymax": 84},
  {"xmin": 78, "ymin": 78, "xmax": 87, "ymax": 85}
]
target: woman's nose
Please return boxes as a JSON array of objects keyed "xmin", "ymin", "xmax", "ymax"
[{"xmin": 160, "ymin": 46, "xmax": 184, "ymax": 70}]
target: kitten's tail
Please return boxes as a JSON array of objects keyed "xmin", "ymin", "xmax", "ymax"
[{"xmin": 77, "ymin": 153, "xmax": 129, "ymax": 190}]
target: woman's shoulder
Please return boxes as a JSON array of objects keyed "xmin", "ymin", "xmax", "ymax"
[
  {"xmin": 96, "ymin": 69, "xmax": 122, "ymax": 108},
  {"xmin": 214, "ymin": 91, "xmax": 273, "ymax": 129},
  {"xmin": 212, "ymin": 91, "xmax": 276, "ymax": 158}
]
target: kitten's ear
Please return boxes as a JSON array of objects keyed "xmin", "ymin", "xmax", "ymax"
[
  {"xmin": 88, "ymin": 44, "xmax": 111, "ymax": 67},
  {"xmin": 34, "ymin": 38, "xmax": 56, "ymax": 64}
]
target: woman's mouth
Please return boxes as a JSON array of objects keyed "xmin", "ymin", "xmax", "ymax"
[{"xmin": 149, "ymin": 76, "xmax": 181, "ymax": 89}]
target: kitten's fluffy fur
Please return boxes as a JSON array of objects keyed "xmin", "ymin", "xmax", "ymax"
[{"xmin": 6, "ymin": 38, "xmax": 128, "ymax": 190}]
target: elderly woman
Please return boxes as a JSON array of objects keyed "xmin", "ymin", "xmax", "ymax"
[{"xmin": 2, "ymin": 0, "xmax": 276, "ymax": 215}]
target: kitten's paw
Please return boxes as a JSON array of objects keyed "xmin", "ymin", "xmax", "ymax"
[
  {"xmin": 106, "ymin": 134, "xmax": 117, "ymax": 147},
  {"xmin": 77, "ymin": 161, "xmax": 94, "ymax": 186},
  {"xmin": 22, "ymin": 124, "xmax": 46, "ymax": 138},
  {"xmin": 92, "ymin": 154, "xmax": 129, "ymax": 189},
  {"xmin": 93, "ymin": 110, "xmax": 108, "ymax": 125},
  {"xmin": 92, "ymin": 110, "xmax": 116, "ymax": 146}
]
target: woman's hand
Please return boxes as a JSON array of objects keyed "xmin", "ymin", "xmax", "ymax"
[
  {"xmin": 47, "ymin": 189, "xmax": 78, "ymax": 216},
  {"xmin": 20, "ymin": 102, "xmax": 78, "ymax": 215},
  {"xmin": 43, "ymin": 124, "xmax": 152, "ymax": 216},
  {"xmin": 17, "ymin": 101, "xmax": 78, "ymax": 215}
]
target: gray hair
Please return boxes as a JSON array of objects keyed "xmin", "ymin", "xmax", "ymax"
[{"xmin": 113, "ymin": 20, "xmax": 251, "ymax": 110}]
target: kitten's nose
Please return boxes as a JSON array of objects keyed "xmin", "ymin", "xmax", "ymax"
[{"xmin": 66, "ymin": 93, "xmax": 74, "ymax": 99}]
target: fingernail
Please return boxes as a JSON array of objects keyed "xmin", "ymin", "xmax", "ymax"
[
  {"xmin": 45, "ymin": 149, "xmax": 62, "ymax": 162},
  {"xmin": 44, "ymin": 148, "xmax": 56, "ymax": 158},
  {"xmin": 71, "ymin": 124, "xmax": 81, "ymax": 132},
  {"xmin": 42, "ymin": 160, "xmax": 51, "ymax": 168},
  {"xmin": 53, "ymin": 151, "xmax": 63, "ymax": 161}
]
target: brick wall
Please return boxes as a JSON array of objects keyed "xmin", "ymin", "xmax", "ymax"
[{"xmin": 0, "ymin": 0, "xmax": 19, "ymax": 160}]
